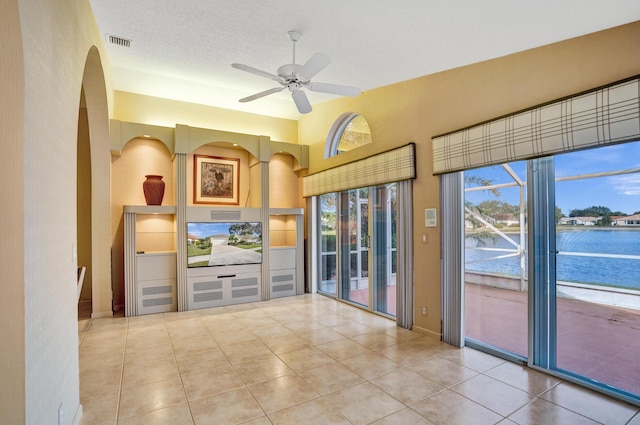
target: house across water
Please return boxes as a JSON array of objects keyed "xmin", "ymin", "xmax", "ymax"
[
  {"xmin": 613, "ymin": 214, "xmax": 640, "ymax": 226},
  {"xmin": 558, "ymin": 216, "xmax": 600, "ymax": 225}
]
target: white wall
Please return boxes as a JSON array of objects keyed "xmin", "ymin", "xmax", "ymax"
[
  {"xmin": 0, "ymin": 1, "xmax": 26, "ymax": 424},
  {"xmin": 1, "ymin": 0, "xmax": 112, "ymax": 423}
]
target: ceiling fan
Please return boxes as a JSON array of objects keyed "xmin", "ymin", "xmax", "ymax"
[{"xmin": 232, "ymin": 31, "xmax": 362, "ymax": 114}]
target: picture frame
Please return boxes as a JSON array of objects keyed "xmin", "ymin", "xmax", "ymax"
[{"xmin": 193, "ymin": 154, "xmax": 240, "ymax": 205}]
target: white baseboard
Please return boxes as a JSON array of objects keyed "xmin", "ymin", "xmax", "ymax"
[
  {"xmin": 411, "ymin": 325, "xmax": 442, "ymax": 341},
  {"xmin": 72, "ymin": 403, "xmax": 83, "ymax": 425}
]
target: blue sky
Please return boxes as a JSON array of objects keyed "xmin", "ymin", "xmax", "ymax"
[
  {"xmin": 465, "ymin": 141, "xmax": 640, "ymax": 216},
  {"xmin": 187, "ymin": 222, "xmax": 232, "ymax": 238}
]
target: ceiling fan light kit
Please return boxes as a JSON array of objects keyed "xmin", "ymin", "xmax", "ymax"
[{"xmin": 231, "ymin": 30, "xmax": 361, "ymax": 114}]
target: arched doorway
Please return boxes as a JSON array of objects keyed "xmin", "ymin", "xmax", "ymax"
[
  {"xmin": 77, "ymin": 89, "xmax": 93, "ymax": 318},
  {"xmin": 78, "ymin": 46, "xmax": 112, "ymax": 319}
]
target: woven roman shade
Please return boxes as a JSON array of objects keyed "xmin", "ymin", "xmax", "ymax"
[
  {"xmin": 432, "ymin": 76, "xmax": 640, "ymax": 175},
  {"xmin": 302, "ymin": 143, "xmax": 416, "ymax": 197}
]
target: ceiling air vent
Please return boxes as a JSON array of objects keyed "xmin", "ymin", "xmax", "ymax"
[{"xmin": 106, "ymin": 34, "xmax": 132, "ymax": 48}]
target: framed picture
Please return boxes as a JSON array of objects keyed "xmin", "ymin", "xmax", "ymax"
[{"xmin": 193, "ymin": 154, "xmax": 240, "ymax": 205}]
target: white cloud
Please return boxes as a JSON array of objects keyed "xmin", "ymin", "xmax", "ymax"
[
  {"xmin": 610, "ymin": 174, "xmax": 640, "ymax": 196},
  {"xmin": 556, "ymin": 143, "xmax": 640, "ymax": 176}
]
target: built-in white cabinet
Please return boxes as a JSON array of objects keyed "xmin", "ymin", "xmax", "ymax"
[
  {"xmin": 114, "ymin": 121, "xmax": 310, "ymax": 314},
  {"xmin": 269, "ymin": 247, "xmax": 296, "ymax": 298},
  {"xmin": 136, "ymin": 252, "xmax": 177, "ymax": 314},
  {"xmin": 123, "ymin": 205, "xmax": 177, "ymax": 316},
  {"xmin": 187, "ymin": 264, "xmax": 261, "ymax": 309},
  {"xmin": 123, "ymin": 206, "xmax": 304, "ymax": 315}
]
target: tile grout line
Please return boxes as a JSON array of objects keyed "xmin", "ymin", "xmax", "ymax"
[
  {"xmin": 202, "ymin": 309, "xmax": 271, "ymax": 424},
  {"xmin": 113, "ymin": 317, "xmax": 129, "ymax": 424}
]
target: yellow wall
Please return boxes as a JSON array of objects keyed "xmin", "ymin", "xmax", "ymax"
[
  {"xmin": 114, "ymin": 91, "xmax": 299, "ymax": 144},
  {"xmin": 298, "ymin": 21, "xmax": 640, "ymax": 337}
]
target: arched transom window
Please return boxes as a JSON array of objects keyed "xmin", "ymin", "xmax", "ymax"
[{"xmin": 325, "ymin": 112, "xmax": 372, "ymax": 158}]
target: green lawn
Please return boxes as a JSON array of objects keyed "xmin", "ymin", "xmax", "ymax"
[{"xmin": 187, "ymin": 244, "xmax": 211, "ymax": 256}]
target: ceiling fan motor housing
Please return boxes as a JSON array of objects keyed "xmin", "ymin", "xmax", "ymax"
[{"xmin": 277, "ymin": 64, "xmax": 306, "ymax": 82}]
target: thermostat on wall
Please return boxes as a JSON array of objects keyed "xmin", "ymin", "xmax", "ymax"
[{"xmin": 425, "ymin": 208, "xmax": 437, "ymax": 227}]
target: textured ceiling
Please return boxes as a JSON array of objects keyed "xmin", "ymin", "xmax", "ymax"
[{"xmin": 89, "ymin": 0, "xmax": 640, "ymax": 120}]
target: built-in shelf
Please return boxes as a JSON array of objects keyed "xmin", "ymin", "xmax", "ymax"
[
  {"xmin": 269, "ymin": 208, "xmax": 303, "ymax": 248},
  {"xmin": 269, "ymin": 208, "xmax": 304, "ymax": 297},
  {"xmin": 115, "ymin": 120, "xmax": 310, "ymax": 312},
  {"xmin": 269, "ymin": 208, "xmax": 304, "ymax": 215},
  {"xmin": 123, "ymin": 200, "xmax": 304, "ymax": 314},
  {"xmin": 124, "ymin": 205, "xmax": 177, "ymax": 214},
  {"xmin": 124, "ymin": 205, "xmax": 178, "ymax": 316}
]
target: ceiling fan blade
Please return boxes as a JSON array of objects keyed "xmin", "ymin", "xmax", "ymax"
[
  {"xmin": 291, "ymin": 89, "xmax": 312, "ymax": 114},
  {"xmin": 239, "ymin": 87, "xmax": 285, "ymax": 103},
  {"xmin": 307, "ymin": 82, "xmax": 361, "ymax": 97},
  {"xmin": 298, "ymin": 52, "xmax": 331, "ymax": 80},
  {"xmin": 231, "ymin": 63, "xmax": 282, "ymax": 82}
]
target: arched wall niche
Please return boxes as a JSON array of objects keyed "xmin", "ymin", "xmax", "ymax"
[
  {"xmin": 110, "ymin": 120, "xmax": 175, "ymax": 156},
  {"xmin": 110, "ymin": 119, "xmax": 309, "ymax": 167},
  {"xmin": 270, "ymin": 141, "xmax": 309, "ymax": 171},
  {"xmin": 269, "ymin": 153, "xmax": 300, "ymax": 209},
  {"xmin": 175, "ymin": 124, "xmax": 264, "ymax": 160},
  {"xmin": 109, "ymin": 120, "xmax": 309, "ymax": 212},
  {"xmin": 188, "ymin": 142, "xmax": 255, "ymax": 208}
]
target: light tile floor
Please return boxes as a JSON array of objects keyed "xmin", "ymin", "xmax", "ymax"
[{"xmin": 78, "ymin": 294, "xmax": 640, "ymax": 425}]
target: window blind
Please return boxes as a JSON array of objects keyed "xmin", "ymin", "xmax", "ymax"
[
  {"xmin": 440, "ymin": 172, "xmax": 464, "ymax": 347},
  {"xmin": 302, "ymin": 143, "xmax": 416, "ymax": 197},
  {"xmin": 433, "ymin": 76, "xmax": 640, "ymax": 175},
  {"xmin": 395, "ymin": 179, "xmax": 414, "ymax": 330}
]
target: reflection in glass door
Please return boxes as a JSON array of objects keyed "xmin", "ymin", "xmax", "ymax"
[
  {"xmin": 340, "ymin": 189, "xmax": 369, "ymax": 307},
  {"xmin": 318, "ymin": 193, "xmax": 337, "ymax": 295},
  {"xmin": 371, "ymin": 184, "xmax": 397, "ymax": 316}
]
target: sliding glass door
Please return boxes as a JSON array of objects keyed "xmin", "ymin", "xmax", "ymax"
[
  {"xmin": 552, "ymin": 144, "xmax": 640, "ymax": 398},
  {"xmin": 462, "ymin": 141, "xmax": 640, "ymax": 402},
  {"xmin": 464, "ymin": 162, "xmax": 528, "ymax": 358},
  {"xmin": 318, "ymin": 184, "xmax": 397, "ymax": 316}
]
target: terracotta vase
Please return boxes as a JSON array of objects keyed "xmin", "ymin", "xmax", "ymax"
[{"xmin": 143, "ymin": 175, "xmax": 165, "ymax": 205}]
